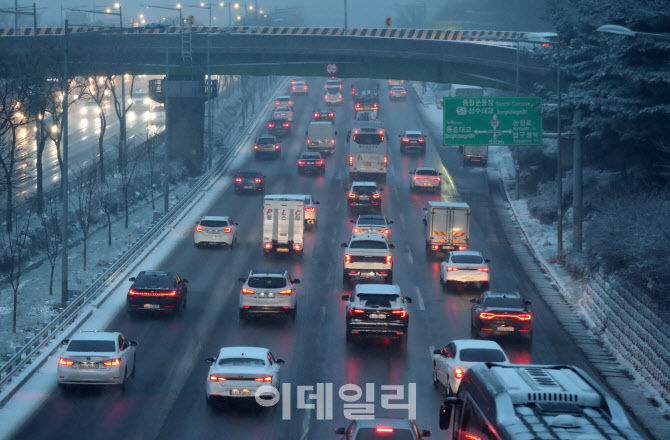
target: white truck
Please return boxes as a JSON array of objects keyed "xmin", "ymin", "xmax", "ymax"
[
  {"xmin": 463, "ymin": 145, "xmax": 488, "ymax": 167},
  {"xmin": 423, "ymin": 201, "xmax": 470, "ymax": 258},
  {"xmin": 262, "ymin": 196, "xmax": 305, "ymax": 257}
]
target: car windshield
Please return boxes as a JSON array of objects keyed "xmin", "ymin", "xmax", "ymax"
[
  {"xmin": 67, "ymin": 340, "xmax": 116, "ymax": 352},
  {"xmin": 459, "ymin": 348, "xmax": 507, "ymax": 362},
  {"xmin": 484, "ymin": 296, "xmax": 525, "ymax": 309},
  {"xmin": 217, "ymin": 357, "xmax": 266, "ymax": 367},
  {"xmin": 357, "ymin": 294, "xmax": 399, "ymax": 307},
  {"xmin": 355, "ymin": 428, "xmax": 414, "ymax": 439},
  {"xmin": 358, "ymin": 218, "xmax": 386, "ymax": 226},
  {"xmin": 200, "ymin": 220, "xmax": 228, "ymax": 227},
  {"xmin": 354, "ymin": 186, "xmax": 378, "ymax": 194},
  {"xmin": 451, "ymin": 255, "xmax": 483, "ymax": 264},
  {"xmin": 349, "ymin": 240, "xmax": 388, "ymax": 250},
  {"xmin": 248, "ymin": 277, "xmax": 287, "ymax": 289},
  {"xmin": 416, "ymin": 169, "xmax": 438, "ymax": 176},
  {"xmin": 133, "ymin": 272, "xmax": 173, "ymax": 288}
]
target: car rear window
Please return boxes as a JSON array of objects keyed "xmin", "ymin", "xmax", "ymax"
[
  {"xmin": 200, "ymin": 220, "xmax": 228, "ymax": 227},
  {"xmin": 326, "ymin": 86, "xmax": 340, "ymax": 93},
  {"xmin": 67, "ymin": 340, "xmax": 116, "ymax": 352},
  {"xmin": 238, "ymin": 172, "xmax": 261, "ymax": 178},
  {"xmin": 217, "ymin": 358, "xmax": 266, "ymax": 367},
  {"xmin": 258, "ymin": 137, "xmax": 275, "ymax": 144},
  {"xmin": 302, "ymin": 154, "xmax": 321, "ymax": 160},
  {"xmin": 353, "ymin": 186, "xmax": 377, "ymax": 194},
  {"xmin": 355, "ymin": 428, "xmax": 414, "ymax": 440},
  {"xmin": 484, "ymin": 297, "xmax": 525, "ymax": 309},
  {"xmin": 451, "ymin": 255, "xmax": 483, "ymax": 264},
  {"xmin": 133, "ymin": 273, "xmax": 173, "ymax": 288},
  {"xmin": 248, "ymin": 277, "xmax": 287, "ymax": 289},
  {"xmin": 357, "ymin": 293, "xmax": 399, "ymax": 307},
  {"xmin": 459, "ymin": 348, "xmax": 507, "ymax": 362},
  {"xmin": 358, "ymin": 218, "xmax": 386, "ymax": 226},
  {"xmin": 349, "ymin": 240, "xmax": 388, "ymax": 250},
  {"xmin": 416, "ymin": 169, "xmax": 438, "ymax": 176},
  {"xmin": 407, "ymin": 134, "xmax": 422, "ymax": 139}
]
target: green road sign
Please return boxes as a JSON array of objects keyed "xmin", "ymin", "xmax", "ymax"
[{"xmin": 442, "ymin": 97, "xmax": 542, "ymax": 146}]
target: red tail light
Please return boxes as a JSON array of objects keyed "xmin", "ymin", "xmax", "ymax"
[
  {"xmin": 291, "ymin": 80, "xmax": 296, "ymax": 85},
  {"xmin": 348, "ymin": 192, "xmax": 356, "ymax": 199},
  {"xmin": 373, "ymin": 104, "xmax": 378, "ymax": 110},
  {"xmin": 383, "ymin": 156, "xmax": 388, "ymax": 165},
  {"xmin": 273, "ymin": 144, "xmax": 279, "ymax": 150},
  {"xmin": 415, "ymin": 176, "xmax": 441, "ymax": 181},
  {"xmin": 376, "ymin": 428, "xmax": 394, "ymax": 433},
  {"xmin": 275, "ymin": 101, "xmax": 280, "ymax": 106},
  {"xmin": 458, "ymin": 246, "xmax": 467, "ymax": 251},
  {"xmin": 455, "ymin": 368, "xmax": 463, "ymax": 379},
  {"xmin": 401, "ymin": 91, "xmax": 406, "ymax": 94},
  {"xmin": 103, "ymin": 358, "xmax": 121, "ymax": 367},
  {"xmin": 268, "ymin": 123, "xmax": 275, "ymax": 128},
  {"xmin": 254, "ymin": 376, "xmax": 273, "ymax": 382},
  {"xmin": 402, "ymin": 137, "xmax": 410, "ymax": 142},
  {"xmin": 348, "ymin": 156, "xmax": 354, "ymax": 165},
  {"xmin": 129, "ymin": 289, "xmax": 176, "ymax": 296},
  {"xmin": 344, "ymin": 254, "xmax": 351, "ymax": 264},
  {"xmin": 263, "ymin": 243, "xmax": 272, "ymax": 249},
  {"xmin": 223, "ymin": 227, "xmax": 232, "ymax": 233},
  {"xmin": 349, "ymin": 309, "xmax": 365, "ymax": 316},
  {"xmin": 210, "ymin": 375, "xmax": 227, "ymax": 381},
  {"xmin": 388, "ymin": 80, "xmax": 392, "ymax": 83},
  {"xmin": 353, "ymin": 228, "xmax": 362, "ymax": 233},
  {"xmin": 352, "ymin": 88, "xmax": 355, "ymax": 95},
  {"xmin": 303, "ymin": 86, "xmax": 307, "ymax": 90},
  {"xmin": 255, "ymin": 178, "xmax": 262, "ymax": 183},
  {"xmin": 385, "ymin": 255, "xmax": 392, "ymax": 266},
  {"xmin": 306, "ymin": 138, "xmax": 311, "ymax": 145},
  {"xmin": 59, "ymin": 357, "xmax": 74, "ymax": 366},
  {"xmin": 355, "ymin": 103, "xmax": 361, "ymax": 109},
  {"xmin": 242, "ymin": 288, "xmax": 254, "ymax": 294},
  {"xmin": 324, "ymin": 94, "xmax": 328, "ymax": 99},
  {"xmin": 418, "ymin": 138, "xmax": 425, "ymax": 143},
  {"xmin": 328, "ymin": 112, "xmax": 334, "ymax": 117},
  {"xmin": 391, "ymin": 310, "xmax": 406, "ymax": 319},
  {"xmin": 196, "ymin": 226, "xmax": 204, "ymax": 232},
  {"xmin": 381, "ymin": 229, "xmax": 390, "ymax": 234},
  {"xmin": 331, "ymin": 138, "xmax": 335, "ymax": 145},
  {"xmin": 316, "ymin": 160, "xmax": 324, "ymax": 165},
  {"xmin": 305, "ymin": 207, "xmax": 316, "ymax": 212},
  {"xmin": 446, "ymin": 267, "xmax": 458, "ymax": 271},
  {"xmin": 298, "ymin": 160, "xmax": 306, "ymax": 166},
  {"xmin": 283, "ymin": 123, "xmax": 290, "ymax": 127},
  {"xmin": 477, "ymin": 267, "xmax": 489, "ymax": 272},
  {"xmin": 254, "ymin": 145, "xmax": 258, "ymax": 150},
  {"xmin": 288, "ymin": 101, "xmax": 293, "ymax": 106},
  {"xmin": 314, "ymin": 112, "xmax": 319, "ymax": 118},
  {"xmin": 541, "ymin": 42, "xmax": 551, "ymax": 47},
  {"xmin": 372, "ymin": 193, "xmax": 381, "ymax": 199},
  {"xmin": 431, "ymin": 244, "xmax": 439, "ymax": 250},
  {"xmin": 293, "ymin": 243, "xmax": 303, "ymax": 251},
  {"xmin": 235, "ymin": 177, "xmax": 242, "ymax": 183},
  {"xmin": 292, "ymin": 86, "xmax": 296, "ymax": 90},
  {"xmin": 278, "ymin": 289, "xmax": 293, "ymax": 295}
]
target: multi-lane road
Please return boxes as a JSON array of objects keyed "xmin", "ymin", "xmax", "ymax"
[{"xmin": 11, "ymin": 78, "xmax": 641, "ymax": 439}]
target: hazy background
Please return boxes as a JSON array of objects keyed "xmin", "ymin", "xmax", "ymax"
[{"xmin": 1, "ymin": 0, "xmax": 553, "ymax": 31}]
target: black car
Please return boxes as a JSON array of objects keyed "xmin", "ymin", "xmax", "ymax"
[
  {"xmin": 313, "ymin": 109, "xmax": 335, "ymax": 122},
  {"xmin": 347, "ymin": 181, "xmax": 383, "ymax": 213},
  {"xmin": 267, "ymin": 116, "xmax": 291, "ymax": 136},
  {"xmin": 399, "ymin": 130, "xmax": 427, "ymax": 154},
  {"xmin": 234, "ymin": 170, "xmax": 265, "ymax": 193},
  {"xmin": 297, "ymin": 152, "xmax": 325, "ymax": 176},
  {"xmin": 470, "ymin": 291, "xmax": 532, "ymax": 341},
  {"xmin": 127, "ymin": 271, "xmax": 188, "ymax": 316}
]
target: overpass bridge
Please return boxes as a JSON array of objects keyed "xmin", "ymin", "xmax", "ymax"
[{"xmin": 0, "ymin": 26, "xmax": 553, "ymax": 174}]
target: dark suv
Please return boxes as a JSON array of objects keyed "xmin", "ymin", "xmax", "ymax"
[
  {"xmin": 254, "ymin": 135, "xmax": 280, "ymax": 159},
  {"xmin": 267, "ymin": 116, "xmax": 291, "ymax": 136},
  {"xmin": 233, "ymin": 170, "xmax": 265, "ymax": 193},
  {"xmin": 347, "ymin": 181, "xmax": 383, "ymax": 213},
  {"xmin": 127, "ymin": 271, "xmax": 188, "ymax": 316},
  {"xmin": 470, "ymin": 291, "xmax": 532, "ymax": 341},
  {"xmin": 399, "ymin": 130, "xmax": 427, "ymax": 155}
]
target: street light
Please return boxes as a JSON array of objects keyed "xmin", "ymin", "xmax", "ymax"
[
  {"xmin": 142, "ymin": 4, "xmax": 183, "ymax": 25},
  {"xmin": 596, "ymin": 24, "xmax": 670, "ymax": 41},
  {"xmin": 66, "ymin": 3, "xmax": 123, "ymax": 27}
]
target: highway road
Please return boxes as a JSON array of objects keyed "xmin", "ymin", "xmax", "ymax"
[{"xmin": 12, "ymin": 78, "xmax": 640, "ymax": 439}]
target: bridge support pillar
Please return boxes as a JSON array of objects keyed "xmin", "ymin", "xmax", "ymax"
[{"xmin": 149, "ymin": 76, "xmax": 217, "ymax": 176}]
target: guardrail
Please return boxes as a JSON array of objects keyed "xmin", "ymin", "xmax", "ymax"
[{"xmin": 0, "ymin": 77, "xmax": 282, "ymax": 405}]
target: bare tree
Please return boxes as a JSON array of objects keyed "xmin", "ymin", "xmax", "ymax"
[
  {"xmin": 86, "ymin": 76, "xmax": 110, "ymax": 183},
  {"xmin": 40, "ymin": 195, "xmax": 61, "ymax": 295},
  {"xmin": 0, "ymin": 205, "xmax": 34, "ymax": 332},
  {"xmin": 71, "ymin": 163, "xmax": 98, "ymax": 271},
  {"xmin": 144, "ymin": 122, "xmax": 159, "ymax": 210},
  {"xmin": 113, "ymin": 137, "xmax": 141, "ymax": 229},
  {"xmin": 98, "ymin": 178, "xmax": 120, "ymax": 246},
  {"xmin": 106, "ymin": 74, "xmax": 136, "ymax": 173}
]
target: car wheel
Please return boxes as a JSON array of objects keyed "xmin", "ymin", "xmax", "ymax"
[
  {"xmin": 432, "ymin": 365, "xmax": 439, "ymax": 388},
  {"xmin": 230, "ymin": 235, "xmax": 237, "ymax": 249},
  {"xmin": 58, "ymin": 382, "xmax": 68, "ymax": 392},
  {"xmin": 194, "ymin": 242, "xmax": 200, "ymax": 248},
  {"xmin": 175, "ymin": 298, "xmax": 185, "ymax": 315},
  {"xmin": 131, "ymin": 354, "xmax": 136, "ymax": 377},
  {"xmin": 345, "ymin": 327, "xmax": 353, "ymax": 343},
  {"xmin": 120, "ymin": 367, "xmax": 127, "ymax": 391},
  {"xmin": 399, "ymin": 332, "xmax": 408, "ymax": 347},
  {"xmin": 523, "ymin": 331, "xmax": 533, "ymax": 344},
  {"xmin": 289, "ymin": 305, "xmax": 297, "ymax": 322},
  {"xmin": 387, "ymin": 273, "xmax": 393, "ymax": 284},
  {"xmin": 444, "ymin": 281, "xmax": 451, "ymax": 291},
  {"xmin": 445, "ymin": 377, "xmax": 453, "ymax": 397},
  {"xmin": 342, "ymin": 272, "xmax": 350, "ymax": 287},
  {"xmin": 239, "ymin": 309, "xmax": 247, "ymax": 321}
]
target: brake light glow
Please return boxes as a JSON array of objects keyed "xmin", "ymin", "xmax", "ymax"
[
  {"xmin": 316, "ymin": 160, "xmax": 324, "ymax": 165},
  {"xmin": 376, "ymin": 428, "xmax": 394, "ymax": 433},
  {"xmin": 283, "ymin": 123, "xmax": 290, "ymax": 127},
  {"xmin": 479, "ymin": 312, "xmax": 532, "ymax": 321},
  {"xmin": 541, "ymin": 43, "xmax": 551, "ymax": 47},
  {"xmin": 263, "ymin": 243, "xmax": 272, "ymax": 249},
  {"xmin": 477, "ymin": 267, "xmax": 489, "ymax": 272},
  {"xmin": 288, "ymin": 101, "xmax": 293, "ymax": 106},
  {"xmin": 305, "ymin": 207, "xmax": 316, "ymax": 212},
  {"xmin": 372, "ymin": 193, "xmax": 381, "ymax": 199},
  {"xmin": 59, "ymin": 357, "xmax": 74, "ymax": 366},
  {"xmin": 254, "ymin": 376, "xmax": 273, "ymax": 382},
  {"xmin": 268, "ymin": 123, "xmax": 275, "ymax": 128},
  {"xmin": 298, "ymin": 160, "xmax": 306, "ymax": 166},
  {"xmin": 275, "ymin": 144, "xmax": 280, "ymax": 150},
  {"xmin": 383, "ymin": 156, "xmax": 388, "ymax": 165},
  {"xmin": 349, "ymin": 309, "xmax": 365, "ymax": 316},
  {"xmin": 210, "ymin": 375, "xmax": 227, "ymax": 381},
  {"xmin": 401, "ymin": 91, "xmax": 406, "ymax": 94},
  {"xmin": 418, "ymin": 138, "xmax": 425, "ymax": 142},
  {"xmin": 391, "ymin": 310, "xmax": 406, "ymax": 319},
  {"xmin": 293, "ymin": 243, "xmax": 303, "ymax": 251},
  {"xmin": 103, "ymin": 358, "xmax": 121, "ymax": 367},
  {"xmin": 291, "ymin": 80, "xmax": 296, "ymax": 85},
  {"xmin": 128, "ymin": 289, "xmax": 176, "ymax": 296},
  {"xmin": 314, "ymin": 112, "xmax": 319, "ymax": 118},
  {"xmin": 455, "ymin": 368, "xmax": 464, "ymax": 379},
  {"xmin": 235, "ymin": 177, "xmax": 242, "ymax": 183},
  {"xmin": 196, "ymin": 226, "xmax": 204, "ymax": 232},
  {"xmin": 331, "ymin": 138, "xmax": 335, "ymax": 144},
  {"xmin": 355, "ymin": 103, "xmax": 361, "ymax": 109},
  {"xmin": 402, "ymin": 137, "xmax": 410, "ymax": 142},
  {"xmin": 292, "ymin": 86, "xmax": 296, "ymax": 90},
  {"xmin": 458, "ymin": 246, "xmax": 467, "ymax": 251},
  {"xmin": 348, "ymin": 192, "xmax": 356, "ymax": 199},
  {"xmin": 353, "ymin": 228, "xmax": 362, "ymax": 233},
  {"xmin": 223, "ymin": 227, "xmax": 232, "ymax": 233},
  {"xmin": 373, "ymin": 104, "xmax": 378, "ymax": 110},
  {"xmin": 463, "ymin": 434, "xmax": 483, "ymax": 440},
  {"xmin": 255, "ymin": 178, "xmax": 262, "ymax": 183},
  {"xmin": 432, "ymin": 244, "xmax": 439, "ymax": 250},
  {"xmin": 446, "ymin": 267, "xmax": 459, "ymax": 271},
  {"xmin": 329, "ymin": 112, "xmax": 334, "ymax": 117},
  {"xmin": 254, "ymin": 145, "xmax": 258, "ymax": 150},
  {"xmin": 242, "ymin": 288, "xmax": 254, "ymax": 294},
  {"xmin": 385, "ymin": 255, "xmax": 392, "ymax": 266},
  {"xmin": 352, "ymin": 88, "xmax": 355, "ymax": 95},
  {"xmin": 344, "ymin": 254, "xmax": 351, "ymax": 264},
  {"xmin": 278, "ymin": 289, "xmax": 293, "ymax": 295},
  {"xmin": 275, "ymin": 101, "xmax": 280, "ymax": 106},
  {"xmin": 349, "ymin": 156, "xmax": 354, "ymax": 165},
  {"xmin": 303, "ymin": 86, "xmax": 307, "ymax": 90},
  {"xmin": 324, "ymin": 94, "xmax": 328, "ymax": 99},
  {"xmin": 414, "ymin": 176, "xmax": 441, "ymax": 181},
  {"xmin": 381, "ymin": 229, "xmax": 390, "ymax": 234}
]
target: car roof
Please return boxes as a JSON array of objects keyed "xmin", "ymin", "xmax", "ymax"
[
  {"xmin": 350, "ymin": 234, "xmax": 387, "ymax": 242},
  {"xmin": 351, "ymin": 181, "xmax": 378, "ymax": 187},
  {"xmin": 277, "ymin": 95, "xmax": 291, "ymax": 99},
  {"xmin": 484, "ymin": 291, "xmax": 524, "ymax": 300},
  {"xmin": 450, "ymin": 250, "xmax": 483, "ymax": 257},
  {"xmin": 236, "ymin": 170, "xmax": 262, "ymax": 175},
  {"xmin": 218, "ymin": 346, "xmax": 270, "ymax": 359},
  {"xmin": 71, "ymin": 331, "xmax": 119, "ymax": 341},
  {"xmin": 354, "ymin": 418, "xmax": 414, "ymax": 429},
  {"xmin": 355, "ymin": 284, "xmax": 401, "ymax": 295},
  {"xmin": 450, "ymin": 339, "xmax": 504, "ymax": 351},
  {"xmin": 357, "ymin": 215, "xmax": 386, "ymax": 222},
  {"xmin": 250, "ymin": 269, "xmax": 286, "ymax": 277},
  {"xmin": 414, "ymin": 167, "xmax": 438, "ymax": 172},
  {"xmin": 404, "ymin": 130, "xmax": 423, "ymax": 136},
  {"xmin": 201, "ymin": 216, "xmax": 230, "ymax": 221}
]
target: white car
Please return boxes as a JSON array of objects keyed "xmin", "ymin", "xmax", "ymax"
[
  {"xmin": 273, "ymin": 106, "xmax": 294, "ymax": 122},
  {"xmin": 388, "ymin": 79, "xmax": 404, "ymax": 88},
  {"xmin": 389, "ymin": 86, "xmax": 407, "ymax": 100},
  {"xmin": 238, "ymin": 269, "xmax": 300, "ymax": 320},
  {"xmin": 205, "ymin": 346, "xmax": 284, "ymax": 406},
  {"xmin": 350, "ymin": 215, "xmax": 393, "ymax": 243},
  {"xmin": 409, "ymin": 167, "xmax": 441, "ymax": 192},
  {"xmin": 80, "ymin": 100, "xmax": 101, "ymax": 115},
  {"xmin": 291, "ymin": 80, "xmax": 309, "ymax": 94},
  {"xmin": 439, "ymin": 251, "xmax": 490, "ymax": 290},
  {"xmin": 432, "ymin": 339, "xmax": 509, "ymax": 395},
  {"xmin": 57, "ymin": 331, "xmax": 137, "ymax": 390},
  {"xmin": 194, "ymin": 216, "xmax": 238, "ymax": 248},
  {"xmin": 274, "ymin": 95, "xmax": 293, "ymax": 107}
]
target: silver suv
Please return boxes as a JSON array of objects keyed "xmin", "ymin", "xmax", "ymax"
[{"xmin": 238, "ymin": 270, "xmax": 300, "ymax": 321}]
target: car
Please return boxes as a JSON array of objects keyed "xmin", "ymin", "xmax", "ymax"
[
  {"xmin": 80, "ymin": 100, "xmax": 101, "ymax": 116},
  {"xmin": 194, "ymin": 216, "xmax": 238, "ymax": 248},
  {"xmin": 354, "ymin": 110, "xmax": 376, "ymax": 121},
  {"xmin": 470, "ymin": 291, "xmax": 533, "ymax": 341},
  {"xmin": 325, "ymin": 87, "xmax": 343, "ymax": 105},
  {"xmin": 238, "ymin": 269, "xmax": 300, "ymax": 320},
  {"xmin": 297, "ymin": 152, "xmax": 325, "ymax": 176},
  {"xmin": 347, "ymin": 181, "xmax": 384, "ymax": 213},
  {"xmin": 57, "ymin": 331, "xmax": 137, "ymax": 390},
  {"xmin": 341, "ymin": 235, "xmax": 394, "ymax": 286},
  {"xmin": 335, "ymin": 418, "xmax": 431, "ymax": 439},
  {"xmin": 409, "ymin": 167, "xmax": 442, "ymax": 192},
  {"xmin": 432, "ymin": 339, "xmax": 509, "ymax": 396},
  {"xmin": 313, "ymin": 109, "xmax": 335, "ymax": 122},
  {"xmin": 399, "ymin": 130, "xmax": 426, "ymax": 154},
  {"xmin": 388, "ymin": 79, "xmax": 404, "ymax": 88},
  {"xmin": 205, "ymin": 346, "xmax": 284, "ymax": 406},
  {"xmin": 342, "ymin": 284, "xmax": 411, "ymax": 344},
  {"xmin": 350, "ymin": 215, "xmax": 393, "ymax": 243},
  {"xmin": 274, "ymin": 95, "xmax": 293, "ymax": 108},
  {"xmin": 126, "ymin": 271, "xmax": 188, "ymax": 315},
  {"xmin": 267, "ymin": 116, "xmax": 291, "ymax": 136},
  {"xmin": 439, "ymin": 251, "xmax": 490, "ymax": 291},
  {"xmin": 518, "ymin": 32, "xmax": 559, "ymax": 51},
  {"xmin": 234, "ymin": 170, "xmax": 265, "ymax": 193},
  {"xmin": 273, "ymin": 106, "xmax": 294, "ymax": 122},
  {"xmin": 325, "ymin": 79, "xmax": 342, "ymax": 90},
  {"xmin": 144, "ymin": 22, "xmax": 166, "ymax": 30},
  {"xmin": 290, "ymin": 77, "xmax": 306, "ymax": 86},
  {"xmin": 389, "ymin": 86, "xmax": 407, "ymax": 100},
  {"xmin": 291, "ymin": 80, "xmax": 309, "ymax": 94},
  {"xmin": 254, "ymin": 135, "xmax": 281, "ymax": 159}
]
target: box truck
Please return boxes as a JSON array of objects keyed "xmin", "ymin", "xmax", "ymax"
[
  {"xmin": 423, "ymin": 201, "xmax": 470, "ymax": 258},
  {"xmin": 262, "ymin": 196, "xmax": 305, "ymax": 256}
]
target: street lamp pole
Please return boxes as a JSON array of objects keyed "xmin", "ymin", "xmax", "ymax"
[
  {"xmin": 61, "ymin": 20, "xmax": 70, "ymax": 308},
  {"xmin": 515, "ymin": 36, "xmax": 520, "ymax": 200},
  {"xmin": 343, "ymin": 0, "xmax": 348, "ymax": 35},
  {"xmin": 164, "ymin": 32, "xmax": 170, "ymax": 213},
  {"xmin": 207, "ymin": 32, "xmax": 213, "ymax": 170},
  {"xmin": 556, "ymin": 38, "xmax": 563, "ymax": 255}
]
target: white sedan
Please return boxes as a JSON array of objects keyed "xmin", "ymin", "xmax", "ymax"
[
  {"xmin": 194, "ymin": 215, "xmax": 238, "ymax": 248},
  {"xmin": 409, "ymin": 167, "xmax": 442, "ymax": 192},
  {"xmin": 273, "ymin": 106, "xmax": 294, "ymax": 121},
  {"xmin": 439, "ymin": 250, "xmax": 490, "ymax": 290},
  {"xmin": 432, "ymin": 339, "xmax": 509, "ymax": 395},
  {"xmin": 57, "ymin": 331, "xmax": 137, "ymax": 390},
  {"xmin": 205, "ymin": 346, "xmax": 284, "ymax": 406}
]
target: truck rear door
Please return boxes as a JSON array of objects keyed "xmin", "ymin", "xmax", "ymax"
[
  {"xmin": 292, "ymin": 203, "xmax": 304, "ymax": 247},
  {"xmin": 263, "ymin": 203, "xmax": 276, "ymax": 244},
  {"xmin": 452, "ymin": 208, "xmax": 469, "ymax": 248},
  {"xmin": 429, "ymin": 207, "xmax": 451, "ymax": 245}
]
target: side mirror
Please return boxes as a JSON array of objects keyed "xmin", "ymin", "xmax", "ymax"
[
  {"xmin": 276, "ymin": 358, "xmax": 285, "ymax": 364},
  {"xmin": 469, "ymin": 298, "xmax": 477, "ymax": 304},
  {"xmin": 408, "ymin": 171, "xmax": 413, "ymax": 175},
  {"xmin": 292, "ymin": 279, "xmax": 301, "ymax": 284},
  {"xmin": 341, "ymin": 243, "xmax": 348, "ymax": 247},
  {"xmin": 438, "ymin": 172, "xmax": 442, "ymax": 175},
  {"xmin": 130, "ymin": 340, "xmax": 138, "ymax": 346},
  {"xmin": 304, "ymin": 130, "xmax": 308, "ymax": 136},
  {"xmin": 205, "ymin": 357, "xmax": 216, "ymax": 363},
  {"xmin": 335, "ymin": 428, "xmax": 346, "ymax": 435},
  {"xmin": 423, "ymin": 207, "xmax": 428, "ymax": 211},
  {"xmin": 388, "ymin": 220, "xmax": 394, "ymax": 224},
  {"xmin": 349, "ymin": 219, "xmax": 355, "ymax": 223},
  {"xmin": 485, "ymin": 259, "xmax": 491, "ymax": 263},
  {"xmin": 61, "ymin": 339, "xmax": 69, "ymax": 345},
  {"xmin": 128, "ymin": 277, "xmax": 136, "ymax": 282},
  {"xmin": 405, "ymin": 297, "xmax": 412, "ymax": 303},
  {"xmin": 389, "ymin": 244, "xmax": 395, "ymax": 248},
  {"xmin": 422, "ymin": 430, "xmax": 432, "ymax": 437},
  {"xmin": 238, "ymin": 277, "xmax": 246, "ymax": 283},
  {"xmin": 334, "ymin": 130, "xmax": 338, "ymax": 135},
  {"xmin": 526, "ymin": 300, "xmax": 532, "ymax": 306},
  {"xmin": 439, "ymin": 397, "xmax": 459, "ymax": 430},
  {"xmin": 182, "ymin": 279, "xmax": 188, "ymax": 283},
  {"xmin": 398, "ymin": 134, "xmax": 402, "ymax": 137},
  {"xmin": 234, "ymin": 223, "xmax": 239, "ymax": 226},
  {"xmin": 195, "ymin": 221, "xmax": 199, "ymax": 225},
  {"xmin": 378, "ymin": 188, "xmax": 384, "ymax": 191},
  {"xmin": 315, "ymin": 201, "xmax": 320, "ymax": 205},
  {"xmin": 433, "ymin": 349, "xmax": 441, "ymax": 355},
  {"xmin": 341, "ymin": 295, "xmax": 349, "ymax": 301}
]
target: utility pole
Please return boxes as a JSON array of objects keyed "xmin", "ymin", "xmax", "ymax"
[
  {"xmin": 343, "ymin": 0, "xmax": 348, "ymax": 35},
  {"xmin": 61, "ymin": 20, "xmax": 70, "ymax": 308},
  {"xmin": 164, "ymin": 32, "xmax": 170, "ymax": 213},
  {"xmin": 556, "ymin": 38, "xmax": 563, "ymax": 256},
  {"xmin": 14, "ymin": 0, "xmax": 18, "ymax": 32},
  {"xmin": 207, "ymin": 32, "xmax": 213, "ymax": 170},
  {"xmin": 573, "ymin": 109, "xmax": 582, "ymax": 252},
  {"xmin": 515, "ymin": 36, "xmax": 520, "ymax": 200}
]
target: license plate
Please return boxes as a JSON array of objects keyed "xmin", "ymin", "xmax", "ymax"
[
  {"xmin": 369, "ymin": 313, "xmax": 386, "ymax": 320},
  {"xmin": 259, "ymin": 292, "xmax": 275, "ymax": 298},
  {"xmin": 207, "ymin": 230, "xmax": 219, "ymax": 234},
  {"xmin": 144, "ymin": 304, "xmax": 159, "ymax": 309},
  {"xmin": 79, "ymin": 363, "xmax": 98, "ymax": 369},
  {"xmin": 276, "ymin": 248, "xmax": 289, "ymax": 252},
  {"xmin": 497, "ymin": 326, "xmax": 515, "ymax": 332},
  {"xmin": 358, "ymin": 196, "xmax": 369, "ymax": 201},
  {"xmin": 231, "ymin": 389, "xmax": 251, "ymax": 395},
  {"xmin": 244, "ymin": 186, "xmax": 253, "ymax": 189},
  {"xmin": 364, "ymin": 162, "xmax": 372, "ymax": 166}
]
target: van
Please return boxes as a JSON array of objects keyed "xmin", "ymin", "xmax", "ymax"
[
  {"xmin": 305, "ymin": 121, "xmax": 337, "ymax": 155},
  {"xmin": 346, "ymin": 123, "xmax": 389, "ymax": 180}
]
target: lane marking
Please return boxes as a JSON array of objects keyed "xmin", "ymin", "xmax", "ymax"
[
  {"xmin": 407, "ymin": 247, "xmax": 414, "ymax": 265},
  {"xmin": 415, "ymin": 286, "xmax": 425, "ymax": 311},
  {"xmin": 392, "ymin": 185, "xmax": 399, "ymax": 200}
]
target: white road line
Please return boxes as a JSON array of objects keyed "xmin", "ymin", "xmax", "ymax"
[
  {"xmin": 429, "ymin": 345, "xmax": 436, "ymax": 360},
  {"xmin": 415, "ymin": 286, "xmax": 425, "ymax": 311},
  {"xmin": 407, "ymin": 247, "xmax": 414, "ymax": 265}
]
